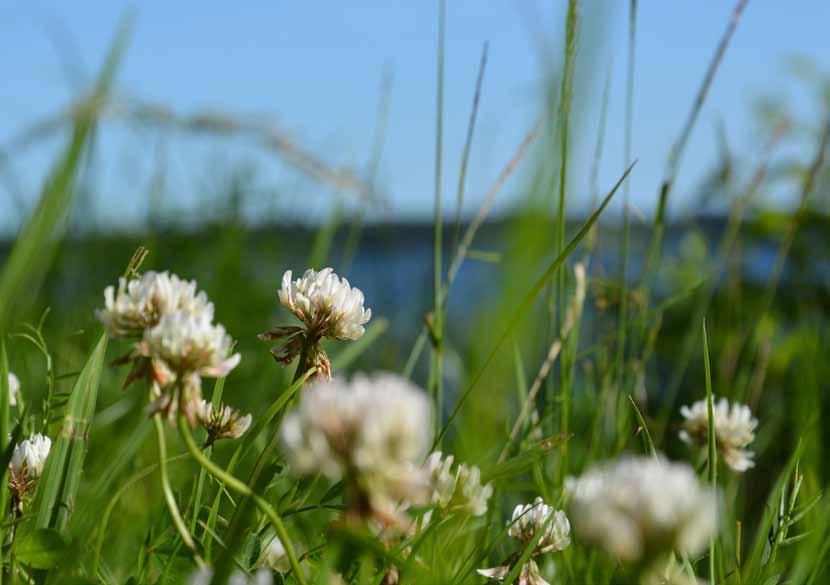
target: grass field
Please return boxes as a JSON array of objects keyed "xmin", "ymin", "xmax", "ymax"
[{"xmin": 1, "ymin": 2, "xmax": 830, "ymax": 584}]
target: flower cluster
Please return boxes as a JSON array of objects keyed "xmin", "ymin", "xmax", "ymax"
[
  {"xmin": 197, "ymin": 399, "xmax": 252, "ymax": 446},
  {"xmin": 261, "ymin": 268, "xmax": 371, "ymax": 380},
  {"xmin": 98, "ymin": 271, "xmax": 240, "ymax": 425},
  {"xmin": 679, "ymin": 396, "xmax": 758, "ymax": 472},
  {"xmin": 281, "ymin": 372, "xmax": 431, "ymax": 529},
  {"xmin": 423, "ymin": 451, "xmax": 493, "ymax": 517},
  {"xmin": 97, "ymin": 270, "xmax": 213, "ymax": 339},
  {"xmin": 8, "ymin": 433, "xmax": 52, "ymax": 511},
  {"xmin": 479, "ymin": 497, "xmax": 571, "ymax": 585},
  {"xmin": 566, "ymin": 456, "xmax": 717, "ymax": 565}
]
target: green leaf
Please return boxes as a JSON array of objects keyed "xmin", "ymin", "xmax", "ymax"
[
  {"xmin": 15, "ymin": 528, "xmax": 69, "ymax": 569},
  {"xmin": 33, "ymin": 334, "xmax": 108, "ymax": 531}
]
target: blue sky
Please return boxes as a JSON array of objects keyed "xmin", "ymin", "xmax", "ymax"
[{"xmin": 1, "ymin": 2, "xmax": 828, "ymax": 232}]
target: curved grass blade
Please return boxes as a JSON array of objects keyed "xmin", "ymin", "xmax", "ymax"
[{"xmin": 434, "ymin": 161, "xmax": 635, "ymax": 447}]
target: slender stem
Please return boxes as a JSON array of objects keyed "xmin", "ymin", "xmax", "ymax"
[
  {"xmin": 153, "ymin": 414, "xmax": 204, "ymax": 566},
  {"xmin": 557, "ymin": 0, "xmax": 578, "ymax": 481},
  {"xmin": 702, "ymin": 320, "xmax": 717, "ymax": 585},
  {"xmin": 178, "ymin": 416, "xmax": 308, "ymax": 585},
  {"xmin": 430, "ymin": 0, "xmax": 447, "ymax": 441}
]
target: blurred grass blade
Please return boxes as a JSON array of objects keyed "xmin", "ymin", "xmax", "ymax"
[
  {"xmin": 435, "ymin": 161, "xmax": 635, "ymax": 446},
  {"xmin": 0, "ymin": 20, "xmax": 129, "ymax": 334},
  {"xmin": 331, "ymin": 317, "xmax": 388, "ymax": 370},
  {"xmin": 33, "ymin": 334, "xmax": 108, "ymax": 530}
]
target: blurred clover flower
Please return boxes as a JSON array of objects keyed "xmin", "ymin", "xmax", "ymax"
[
  {"xmin": 98, "ymin": 271, "xmax": 240, "ymax": 426},
  {"xmin": 680, "ymin": 396, "xmax": 758, "ymax": 472},
  {"xmin": 280, "ymin": 372, "xmax": 431, "ymax": 530},
  {"xmin": 197, "ymin": 399, "xmax": 252, "ymax": 446},
  {"xmin": 7, "ymin": 372, "xmax": 19, "ymax": 407},
  {"xmin": 478, "ymin": 497, "xmax": 571, "ymax": 585},
  {"xmin": 188, "ymin": 567, "xmax": 272, "ymax": 585},
  {"xmin": 261, "ymin": 267, "xmax": 371, "ymax": 380},
  {"xmin": 8, "ymin": 433, "xmax": 52, "ymax": 512},
  {"xmin": 424, "ymin": 451, "xmax": 493, "ymax": 517},
  {"xmin": 256, "ymin": 529, "xmax": 292, "ymax": 573},
  {"xmin": 565, "ymin": 456, "xmax": 717, "ymax": 568}
]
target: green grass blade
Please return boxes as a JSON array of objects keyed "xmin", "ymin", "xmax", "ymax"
[
  {"xmin": 702, "ymin": 319, "xmax": 718, "ymax": 583},
  {"xmin": 32, "ymin": 333, "xmax": 108, "ymax": 530},
  {"xmin": 434, "ymin": 161, "xmax": 635, "ymax": 447}
]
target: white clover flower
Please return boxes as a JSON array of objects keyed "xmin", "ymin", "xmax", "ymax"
[
  {"xmin": 97, "ymin": 271, "xmax": 214, "ymax": 339},
  {"xmin": 188, "ymin": 567, "xmax": 272, "ymax": 585},
  {"xmin": 679, "ymin": 396, "xmax": 758, "ymax": 472},
  {"xmin": 7, "ymin": 372, "xmax": 19, "ymax": 407},
  {"xmin": 509, "ymin": 498, "xmax": 571, "ymax": 554},
  {"xmin": 144, "ymin": 311, "xmax": 239, "ymax": 377},
  {"xmin": 256, "ymin": 530, "xmax": 291, "ymax": 573},
  {"xmin": 10, "ymin": 433, "xmax": 51, "ymax": 480},
  {"xmin": 281, "ymin": 372, "xmax": 431, "ymax": 526},
  {"xmin": 143, "ymin": 310, "xmax": 240, "ymax": 424},
  {"xmin": 566, "ymin": 456, "xmax": 717, "ymax": 564},
  {"xmin": 424, "ymin": 451, "xmax": 493, "ymax": 517},
  {"xmin": 478, "ymin": 559, "xmax": 550, "ymax": 585},
  {"xmin": 279, "ymin": 268, "xmax": 371, "ymax": 341},
  {"xmin": 479, "ymin": 497, "xmax": 569, "ymax": 584},
  {"xmin": 197, "ymin": 400, "xmax": 252, "ymax": 445}
]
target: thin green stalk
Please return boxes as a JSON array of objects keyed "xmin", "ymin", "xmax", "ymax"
[
  {"xmin": 615, "ymin": 0, "xmax": 636, "ymax": 409},
  {"xmin": 627, "ymin": 394, "xmax": 656, "ymax": 457},
  {"xmin": 430, "ymin": 0, "xmax": 447, "ymax": 441},
  {"xmin": 203, "ymin": 367, "xmax": 315, "ymax": 556},
  {"xmin": 557, "ymin": 0, "xmax": 578, "ymax": 480},
  {"xmin": 153, "ymin": 414, "xmax": 203, "ymax": 566},
  {"xmin": 435, "ymin": 162, "xmax": 635, "ymax": 447},
  {"xmin": 638, "ymin": 0, "xmax": 750, "ymax": 297},
  {"xmin": 702, "ymin": 319, "xmax": 717, "ymax": 584},
  {"xmin": 92, "ymin": 454, "xmax": 188, "ymax": 577},
  {"xmin": 451, "ymin": 42, "xmax": 488, "ymax": 254},
  {"xmin": 178, "ymin": 416, "xmax": 308, "ymax": 585},
  {"xmin": 401, "ymin": 119, "xmax": 542, "ymax": 380}
]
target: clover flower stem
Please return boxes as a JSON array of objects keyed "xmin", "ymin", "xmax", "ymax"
[
  {"xmin": 153, "ymin": 414, "xmax": 204, "ymax": 567},
  {"xmin": 177, "ymin": 415, "xmax": 308, "ymax": 585},
  {"xmin": 292, "ymin": 340, "xmax": 312, "ymax": 385}
]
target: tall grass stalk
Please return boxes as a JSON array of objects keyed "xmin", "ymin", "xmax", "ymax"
[
  {"xmin": 555, "ymin": 0, "xmax": 578, "ymax": 480},
  {"xmin": 615, "ymin": 0, "xmax": 637, "ymax": 410},
  {"xmin": 436, "ymin": 162, "xmax": 634, "ymax": 447},
  {"xmin": 430, "ymin": 0, "xmax": 447, "ymax": 441},
  {"xmin": 702, "ymin": 319, "xmax": 718, "ymax": 584}
]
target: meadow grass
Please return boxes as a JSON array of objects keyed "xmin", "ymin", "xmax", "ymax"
[{"xmin": 1, "ymin": 2, "xmax": 829, "ymax": 585}]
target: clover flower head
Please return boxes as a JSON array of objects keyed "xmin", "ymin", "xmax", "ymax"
[
  {"xmin": 197, "ymin": 400, "xmax": 252, "ymax": 445},
  {"xmin": 279, "ymin": 268, "xmax": 371, "ymax": 341},
  {"xmin": 281, "ymin": 372, "xmax": 432, "ymax": 528},
  {"xmin": 509, "ymin": 497, "xmax": 571, "ymax": 554},
  {"xmin": 10, "ymin": 433, "xmax": 51, "ymax": 479},
  {"xmin": 424, "ymin": 451, "xmax": 493, "ymax": 517},
  {"xmin": 7, "ymin": 372, "xmax": 19, "ymax": 407},
  {"xmin": 680, "ymin": 396, "xmax": 758, "ymax": 472},
  {"xmin": 478, "ymin": 559, "xmax": 550, "ymax": 585},
  {"xmin": 97, "ymin": 271, "xmax": 213, "ymax": 339},
  {"xmin": 188, "ymin": 567, "xmax": 273, "ymax": 585},
  {"xmin": 144, "ymin": 310, "xmax": 238, "ymax": 376},
  {"xmin": 566, "ymin": 455, "xmax": 717, "ymax": 564},
  {"xmin": 142, "ymin": 310, "xmax": 240, "ymax": 425},
  {"xmin": 479, "ymin": 497, "xmax": 569, "ymax": 583}
]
